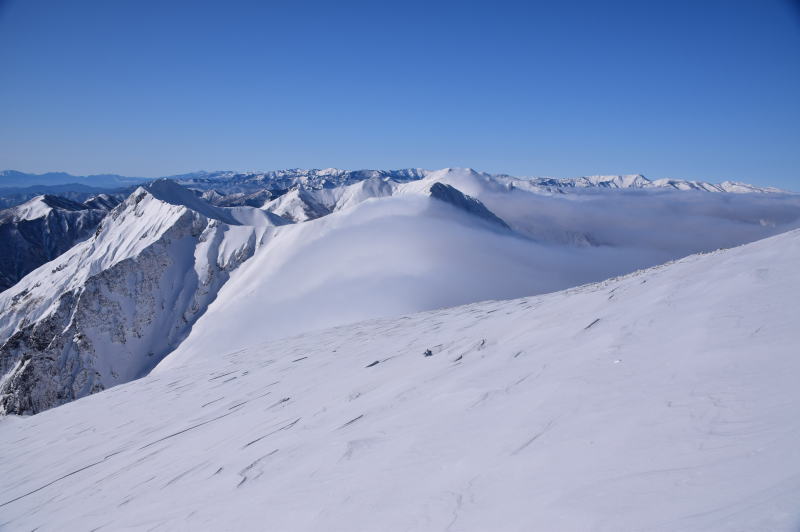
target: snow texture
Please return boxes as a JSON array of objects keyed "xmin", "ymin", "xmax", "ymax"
[{"xmin": 0, "ymin": 229, "xmax": 798, "ymax": 531}]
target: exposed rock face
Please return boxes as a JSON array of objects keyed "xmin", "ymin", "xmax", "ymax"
[
  {"xmin": 0, "ymin": 181, "xmax": 281, "ymax": 414},
  {"xmin": 428, "ymin": 182, "xmax": 509, "ymax": 229}
]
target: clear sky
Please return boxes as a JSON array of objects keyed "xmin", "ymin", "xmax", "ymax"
[{"xmin": 0, "ymin": 0, "xmax": 798, "ymax": 188}]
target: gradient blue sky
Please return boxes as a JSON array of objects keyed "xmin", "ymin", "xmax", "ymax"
[{"xmin": 0, "ymin": 0, "xmax": 798, "ymax": 188}]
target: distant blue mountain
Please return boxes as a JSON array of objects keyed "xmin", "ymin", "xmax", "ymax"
[{"xmin": 0, "ymin": 170, "xmax": 150, "ymax": 188}]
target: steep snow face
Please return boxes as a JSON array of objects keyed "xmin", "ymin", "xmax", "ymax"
[
  {"xmin": 1, "ymin": 230, "xmax": 798, "ymax": 531},
  {"xmin": 0, "ymin": 196, "xmax": 111, "ymax": 293},
  {"xmin": 0, "ymin": 182, "xmax": 283, "ymax": 415}
]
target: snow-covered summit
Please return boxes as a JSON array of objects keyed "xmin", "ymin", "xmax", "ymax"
[
  {"xmin": 141, "ymin": 179, "xmax": 241, "ymax": 225},
  {"xmin": 1, "ymin": 194, "xmax": 88, "ymax": 222}
]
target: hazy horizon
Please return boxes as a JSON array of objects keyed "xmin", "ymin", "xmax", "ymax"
[{"xmin": 0, "ymin": 0, "xmax": 798, "ymax": 189}]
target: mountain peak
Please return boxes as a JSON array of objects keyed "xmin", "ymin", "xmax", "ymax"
[
  {"xmin": 3, "ymin": 194, "xmax": 87, "ymax": 221},
  {"xmin": 134, "ymin": 179, "xmax": 240, "ymax": 225}
]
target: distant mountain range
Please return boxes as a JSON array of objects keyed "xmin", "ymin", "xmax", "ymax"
[
  {"xmin": 0, "ymin": 170, "xmax": 148, "ymax": 188},
  {"xmin": 1, "ymin": 168, "xmax": 789, "ymax": 197}
]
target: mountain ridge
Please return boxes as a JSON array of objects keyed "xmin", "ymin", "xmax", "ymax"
[
  {"xmin": 0, "ymin": 181, "xmax": 283, "ymax": 414},
  {"xmin": 0, "ymin": 172, "xmax": 798, "ymax": 414},
  {"xmin": 0, "ymin": 195, "xmax": 118, "ymax": 292},
  {"xmin": 1, "ymin": 168, "xmax": 790, "ymax": 195}
]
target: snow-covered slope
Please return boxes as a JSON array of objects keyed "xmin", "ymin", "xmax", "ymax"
[
  {"xmin": 169, "ymin": 182, "xmax": 647, "ymax": 360},
  {"xmin": 0, "ymin": 181, "xmax": 285, "ymax": 415},
  {"xmin": 166, "ymin": 167, "xmax": 800, "ymax": 364},
  {"xmin": 0, "ymin": 195, "xmax": 114, "ymax": 292},
  {"xmin": 1, "ymin": 172, "xmax": 798, "ymax": 415},
  {"xmin": 1, "ymin": 229, "xmax": 798, "ymax": 531}
]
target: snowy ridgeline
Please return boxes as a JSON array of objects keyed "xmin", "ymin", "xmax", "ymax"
[
  {"xmin": 0, "ymin": 169, "xmax": 799, "ymax": 415},
  {"xmin": 0, "ymin": 194, "xmax": 120, "ymax": 292},
  {"xmin": 0, "ymin": 229, "xmax": 798, "ymax": 531},
  {"xmin": 0, "ymin": 167, "xmax": 790, "ymax": 200}
]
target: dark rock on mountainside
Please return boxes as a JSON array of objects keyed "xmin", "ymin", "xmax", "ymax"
[{"xmin": 0, "ymin": 195, "xmax": 118, "ymax": 292}]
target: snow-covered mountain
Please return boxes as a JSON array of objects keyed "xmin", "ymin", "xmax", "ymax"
[
  {"xmin": 166, "ymin": 168, "xmax": 800, "ymax": 367},
  {"xmin": 201, "ymin": 188, "xmax": 274, "ymax": 208},
  {"xmin": 0, "ymin": 180, "xmax": 287, "ymax": 414},
  {"xmin": 1, "ymin": 170, "xmax": 798, "ymax": 415},
  {"xmin": 172, "ymin": 167, "xmax": 789, "ymax": 196},
  {"xmin": 1, "ymin": 228, "xmax": 797, "ymax": 531},
  {"xmin": 261, "ymin": 176, "xmax": 398, "ymax": 222},
  {"xmin": 1, "ymin": 167, "xmax": 787, "ymax": 212},
  {"xmin": 515, "ymin": 173, "xmax": 787, "ymax": 193},
  {"xmin": 0, "ymin": 184, "xmax": 132, "ymax": 210},
  {"xmin": 0, "ymin": 195, "xmax": 118, "ymax": 292},
  {"xmin": 172, "ymin": 168, "xmax": 430, "ymax": 195}
]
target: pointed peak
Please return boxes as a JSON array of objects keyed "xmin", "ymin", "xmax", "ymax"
[
  {"xmin": 120, "ymin": 179, "xmax": 240, "ymax": 225},
  {"xmin": 82, "ymin": 194, "xmax": 121, "ymax": 211}
]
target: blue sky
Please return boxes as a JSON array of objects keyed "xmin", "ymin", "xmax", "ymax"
[{"xmin": 0, "ymin": 0, "xmax": 798, "ymax": 188}]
